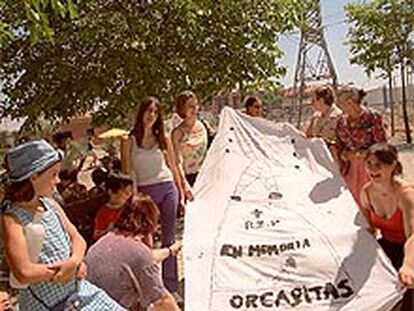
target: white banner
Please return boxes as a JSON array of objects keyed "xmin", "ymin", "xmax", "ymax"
[{"xmin": 184, "ymin": 107, "xmax": 403, "ymax": 310}]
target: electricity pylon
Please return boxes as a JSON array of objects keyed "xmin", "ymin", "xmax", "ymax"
[{"xmin": 293, "ymin": 1, "xmax": 338, "ymax": 127}]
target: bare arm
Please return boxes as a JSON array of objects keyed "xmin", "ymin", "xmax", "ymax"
[
  {"xmin": 47, "ymin": 199, "xmax": 86, "ymax": 283},
  {"xmin": 165, "ymin": 135, "xmax": 185, "ymax": 200},
  {"xmin": 305, "ymin": 117, "xmax": 315, "ymax": 138},
  {"xmin": 171, "ymin": 128, "xmax": 192, "ymax": 200},
  {"xmin": 152, "ymin": 241, "xmax": 182, "ymax": 263},
  {"xmin": 52, "ymin": 199, "xmax": 86, "ymax": 264},
  {"xmin": 2, "ymin": 215, "xmax": 56, "ymax": 284},
  {"xmin": 152, "ymin": 248, "xmax": 170, "ymax": 263},
  {"xmin": 399, "ymin": 187, "xmax": 414, "ymax": 288},
  {"xmin": 120, "ymin": 136, "xmax": 133, "ymax": 175},
  {"xmin": 359, "ymin": 186, "xmax": 376, "ymax": 235},
  {"xmin": 152, "ymin": 293, "xmax": 180, "ymax": 311}
]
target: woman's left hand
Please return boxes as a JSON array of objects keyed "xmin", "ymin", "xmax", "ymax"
[
  {"xmin": 398, "ymin": 264, "xmax": 414, "ymax": 288},
  {"xmin": 0, "ymin": 291, "xmax": 11, "ymax": 311},
  {"xmin": 178, "ymin": 199, "xmax": 186, "ymax": 217},
  {"xmin": 49, "ymin": 258, "xmax": 79, "ymax": 283},
  {"xmin": 76, "ymin": 261, "xmax": 88, "ymax": 280}
]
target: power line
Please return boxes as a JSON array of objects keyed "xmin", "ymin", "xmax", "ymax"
[{"xmin": 283, "ymin": 18, "xmax": 348, "ymax": 38}]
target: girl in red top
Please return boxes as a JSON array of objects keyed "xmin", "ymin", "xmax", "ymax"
[
  {"xmin": 93, "ymin": 173, "xmax": 133, "ymax": 241},
  {"xmin": 360, "ymin": 143, "xmax": 414, "ymax": 309}
]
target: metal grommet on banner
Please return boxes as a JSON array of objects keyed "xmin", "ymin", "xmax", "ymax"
[
  {"xmin": 230, "ymin": 195, "xmax": 241, "ymax": 201},
  {"xmin": 269, "ymin": 192, "xmax": 283, "ymax": 200}
]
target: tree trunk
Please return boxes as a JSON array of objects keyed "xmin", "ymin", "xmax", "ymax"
[
  {"xmin": 296, "ymin": 81, "xmax": 306, "ymax": 129},
  {"xmin": 400, "ymin": 61, "xmax": 412, "ymax": 143},
  {"xmin": 388, "ymin": 72, "xmax": 395, "ymax": 136},
  {"xmin": 239, "ymin": 80, "xmax": 245, "ymax": 105}
]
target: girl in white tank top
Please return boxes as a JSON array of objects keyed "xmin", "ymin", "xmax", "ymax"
[{"xmin": 120, "ymin": 96, "xmax": 184, "ymax": 294}]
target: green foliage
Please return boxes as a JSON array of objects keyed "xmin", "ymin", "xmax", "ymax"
[
  {"xmin": 0, "ymin": 0, "xmax": 77, "ymax": 45},
  {"xmin": 345, "ymin": 0, "xmax": 414, "ymax": 142},
  {"xmin": 345, "ymin": 0, "xmax": 414, "ymax": 77},
  {"xmin": 261, "ymin": 90, "xmax": 283, "ymax": 107},
  {"xmin": 1, "ymin": 0, "xmax": 305, "ymax": 127}
]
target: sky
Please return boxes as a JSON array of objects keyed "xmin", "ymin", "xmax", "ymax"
[{"xmin": 278, "ymin": 0, "xmax": 386, "ymax": 91}]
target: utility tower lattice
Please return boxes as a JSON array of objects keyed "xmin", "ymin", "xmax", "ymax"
[{"xmin": 293, "ymin": 1, "xmax": 338, "ymax": 128}]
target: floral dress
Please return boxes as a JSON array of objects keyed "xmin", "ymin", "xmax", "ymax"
[
  {"xmin": 336, "ymin": 108, "xmax": 386, "ymax": 152},
  {"xmin": 336, "ymin": 108, "xmax": 387, "ymax": 205},
  {"xmin": 180, "ymin": 120, "xmax": 208, "ymax": 176},
  {"xmin": 4, "ymin": 197, "xmax": 126, "ymax": 311}
]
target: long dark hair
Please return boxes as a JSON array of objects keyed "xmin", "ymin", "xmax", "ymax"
[
  {"xmin": 130, "ymin": 96, "xmax": 167, "ymax": 151},
  {"xmin": 367, "ymin": 143, "xmax": 403, "ymax": 176}
]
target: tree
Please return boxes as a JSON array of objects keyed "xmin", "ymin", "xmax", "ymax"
[
  {"xmin": 0, "ymin": 0, "xmax": 78, "ymax": 46},
  {"xmin": 345, "ymin": 0, "xmax": 414, "ymax": 143},
  {"xmin": 1, "ymin": 0, "xmax": 303, "ymax": 127}
]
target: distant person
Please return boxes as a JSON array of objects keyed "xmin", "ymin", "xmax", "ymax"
[
  {"xmin": 360, "ymin": 143, "xmax": 414, "ymax": 309},
  {"xmin": 334, "ymin": 86, "xmax": 387, "ymax": 206},
  {"xmin": 93, "ymin": 173, "xmax": 133, "ymax": 241},
  {"xmin": 305, "ymin": 85, "xmax": 342, "ymax": 149},
  {"xmin": 52, "ymin": 131, "xmax": 72, "ymax": 157},
  {"xmin": 86, "ymin": 136, "xmax": 99, "ymax": 168},
  {"xmin": 100, "ymin": 156, "xmax": 113, "ymax": 173},
  {"xmin": 172, "ymin": 90, "xmax": 208, "ymax": 190},
  {"xmin": 89, "ymin": 168, "xmax": 108, "ymax": 197},
  {"xmin": 86, "ymin": 194, "xmax": 181, "ymax": 311},
  {"xmin": 57, "ymin": 169, "xmax": 88, "ymax": 204},
  {"xmin": 244, "ymin": 96, "xmax": 263, "ymax": 118},
  {"xmin": 120, "ymin": 96, "xmax": 184, "ymax": 295}
]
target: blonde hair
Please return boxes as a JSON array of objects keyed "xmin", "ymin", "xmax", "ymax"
[
  {"xmin": 174, "ymin": 91, "xmax": 198, "ymax": 119},
  {"xmin": 336, "ymin": 86, "xmax": 367, "ymax": 104}
]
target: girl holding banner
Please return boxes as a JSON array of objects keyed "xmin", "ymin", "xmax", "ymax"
[{"xmin": 360, "ymin": 143, "xmax": 414, "ymax": 309}]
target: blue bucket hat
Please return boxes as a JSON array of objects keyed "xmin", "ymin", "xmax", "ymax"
[{"xmin": 6, "ymin": 139, "xmax": 61, "ymax": 183}]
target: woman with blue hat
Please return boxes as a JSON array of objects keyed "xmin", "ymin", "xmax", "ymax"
[{"xmin": 1, "ymin": 139, "xmax": 126, "ymax": 310}]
